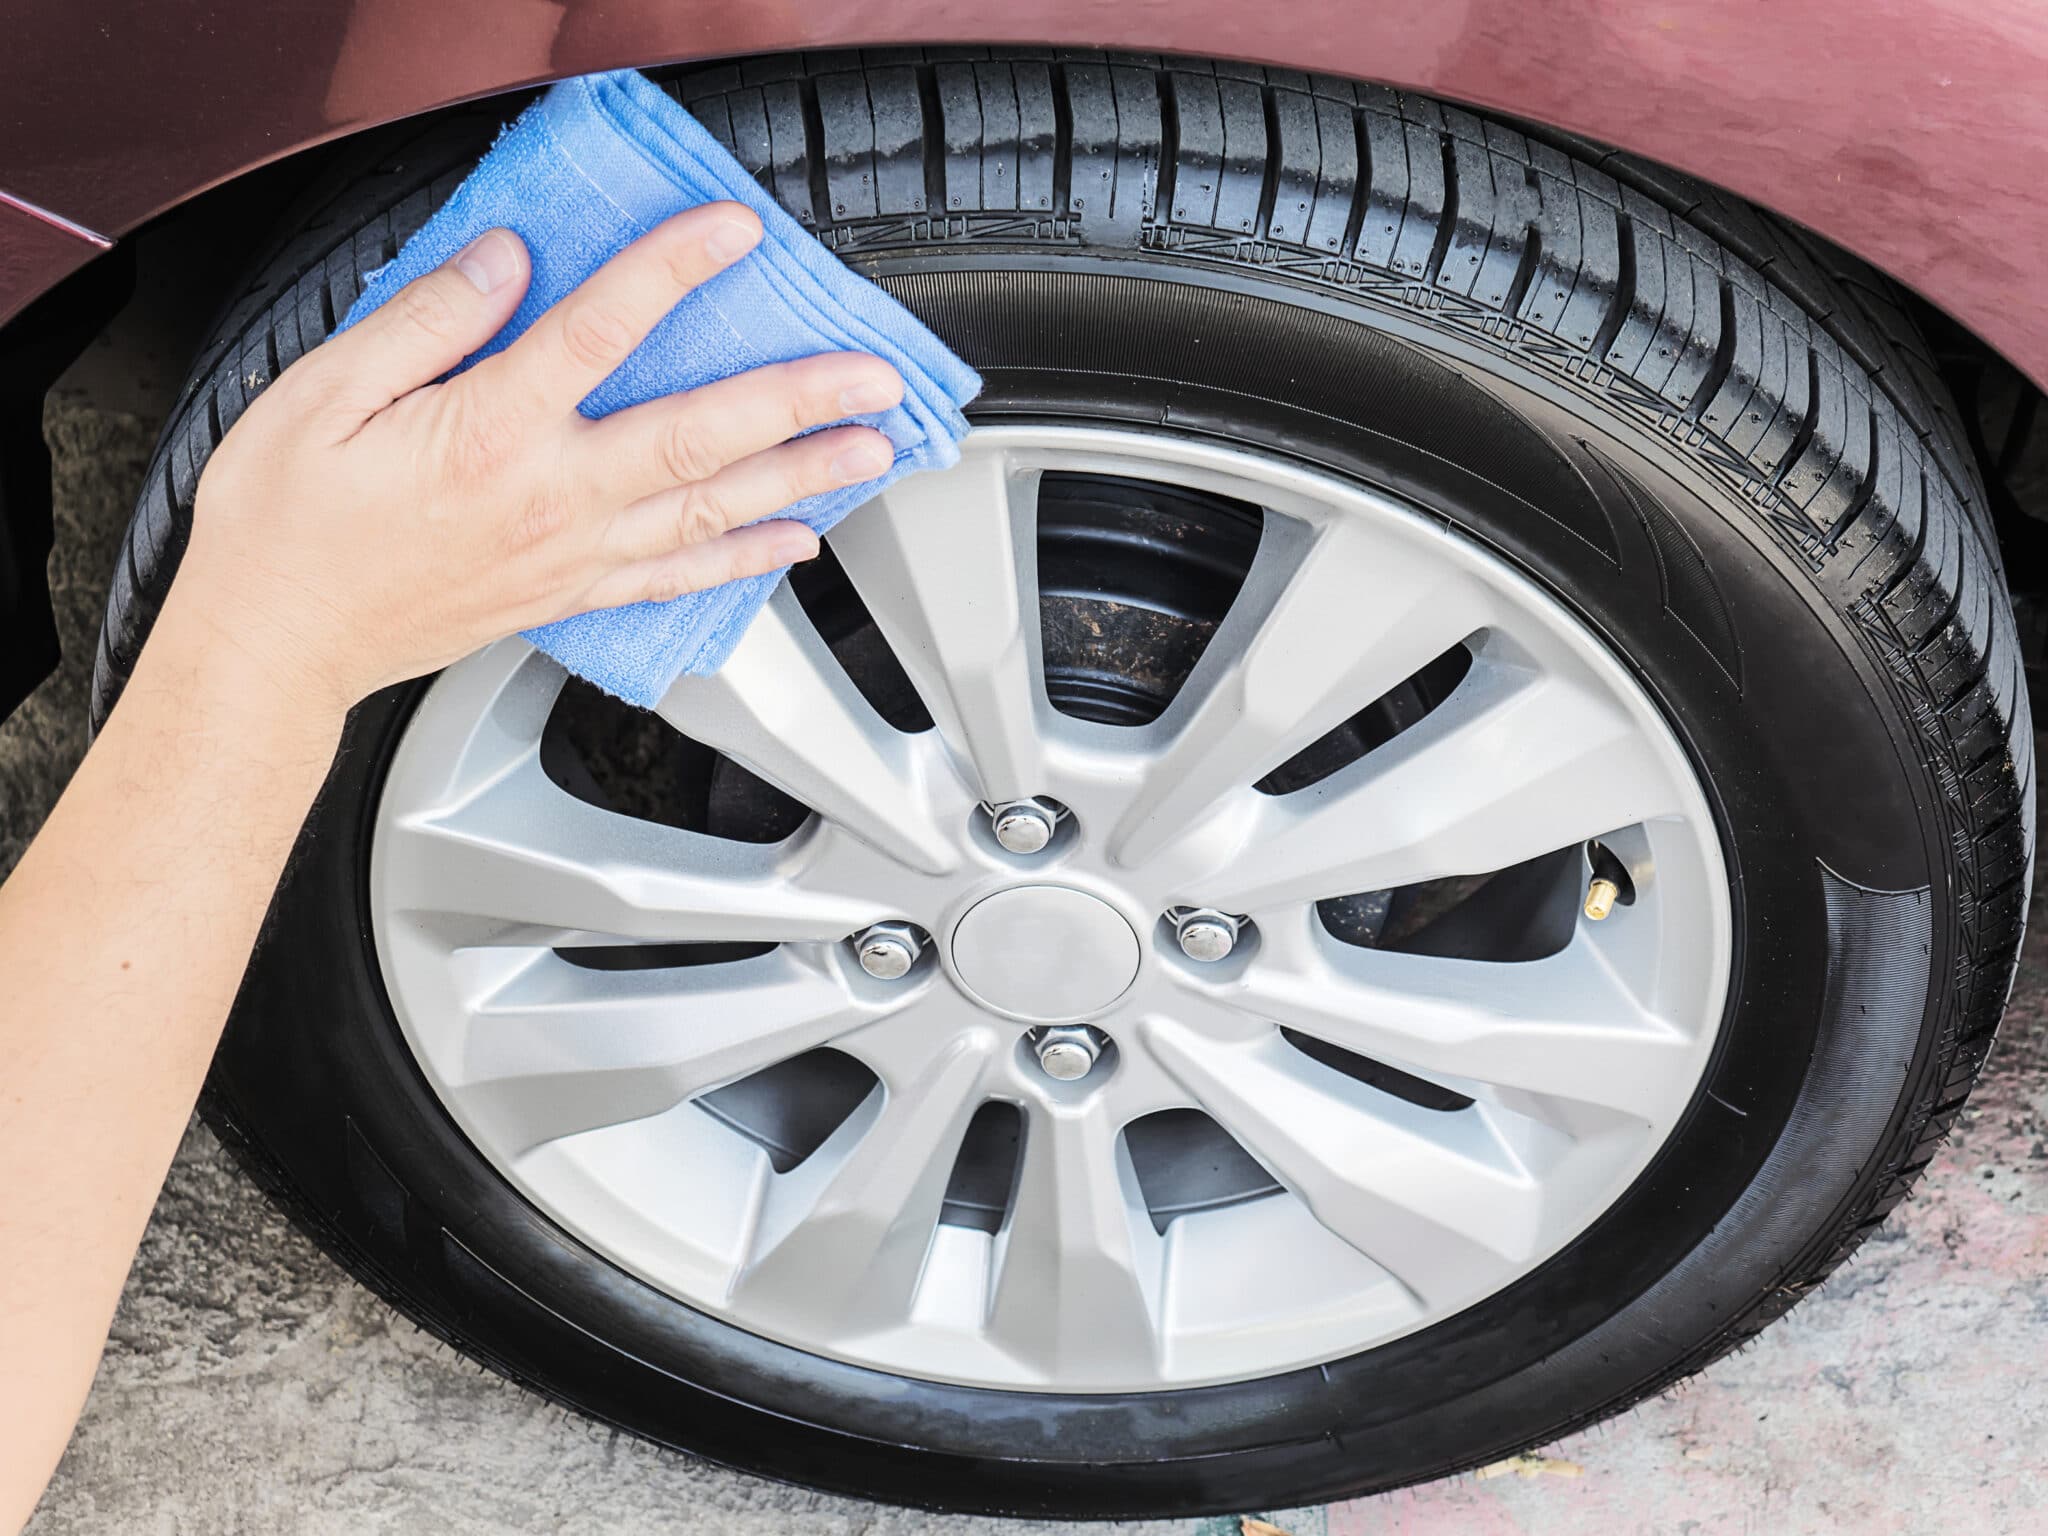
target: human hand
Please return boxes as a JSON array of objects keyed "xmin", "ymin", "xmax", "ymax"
[{"xmin": 166, "ymin": 202, "xmax": 903, "ymax": 716}]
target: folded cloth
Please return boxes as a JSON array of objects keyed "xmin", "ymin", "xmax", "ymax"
[{"xmin": 338, "ymin": 68, "xmax": 981, "ymax": 707}]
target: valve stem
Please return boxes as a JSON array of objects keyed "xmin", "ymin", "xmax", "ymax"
[{"xmin": 1582, "ymin": 838, "xmax": 1635, "ymax": 922}]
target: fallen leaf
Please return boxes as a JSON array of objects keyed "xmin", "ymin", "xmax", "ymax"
[
  {"xmin": 1242, "ymin": 1520, "xmax": 1296, "ymax": 1536},
  {"xmin": 1475, "ymin": 1454, "xmax": 1586, "ymax": 1481}
]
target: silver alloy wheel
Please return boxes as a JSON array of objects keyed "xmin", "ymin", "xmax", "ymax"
[{"xmin": 371, "ymin": 426, "xmax": 1731, "ymax": 1393}]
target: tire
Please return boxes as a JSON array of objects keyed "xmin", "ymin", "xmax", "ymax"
[{"xmin": 96, "ymin": 50, "xmax": 2033, "ymax": 1519}]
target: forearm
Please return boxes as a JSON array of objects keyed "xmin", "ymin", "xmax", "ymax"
[
  {"xmin": 0, "ymin": 209, "xmax": 866, "ymax": 1531},
  {"xmin": 0, "ymin": 589, "xmax": 344, "ymax": 1530}
]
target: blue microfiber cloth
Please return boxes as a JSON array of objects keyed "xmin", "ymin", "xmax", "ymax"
[{"xmin": 338, "ymin": 68, "xmax": 981, "ymax": 708}]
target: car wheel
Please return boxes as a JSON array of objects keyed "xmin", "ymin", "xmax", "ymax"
[{"xmin": 96, "ymin": 51, "xmax": 2032, "ymax": 1518}]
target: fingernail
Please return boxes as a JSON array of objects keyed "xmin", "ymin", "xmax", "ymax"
[
  {"xmin": 838, "ymin": 374, "xmax": 903, "ymax": 415},
  {"xmin": 705, "ymin": 216, "xmax": 761, "ymax": 263},
  {"xmin": 454, "ymin": 230, "xmax": 520, "ymax": 294},
  {"xmin": 776, "ymin": 528, "xmax": 822, "ymax": 563},
  {"xmin": 831, "ymin": 437, "xmax": 892, "ymax": 482}
]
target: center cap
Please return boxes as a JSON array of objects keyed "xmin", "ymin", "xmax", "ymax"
[{"xmin": 949, "ymin": 885, "xmax": 1141, "ymax": 1023}]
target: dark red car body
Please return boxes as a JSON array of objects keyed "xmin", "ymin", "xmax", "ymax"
[{"xmin": 8, "ymin": 0, "xmax": 2048, "ymax": 388}]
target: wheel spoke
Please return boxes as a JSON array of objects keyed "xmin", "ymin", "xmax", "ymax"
[
  {"xmin": 984, "ymin": 1099, "xmax": 1161, "ymax": 1381},
  {"xmin": 1109, "ymin": 512, "xmax": 1494, "ymax": 869},
  {"xmin": 828, "ymin": 447, "xmax": 1049, "ymax": 804},
  {"xmin": 656, "ymin": 585, "xmax": 959, "ymax": 875},
  {"xmin": 1198, "ymin": 650, "xmax": 1687, "ymax": 913},
  {"xmin": 445, "ymin": 948, "xmax": 873, "ymax": 1154},
  {"xmin": 1142, "ymin": 1013, "xmax": 1541, "ymax": 1308},
  {"xmin": 1187, "ymin": 924, "xmax": 1695, "ymax": 1125},
  {"xmin": 728, "ymin": 1025, "xmax": 999, "ymax": 1336},
  {"xmin": 379, "ymin": 753, "xmax": 886, "ymax": 947}
]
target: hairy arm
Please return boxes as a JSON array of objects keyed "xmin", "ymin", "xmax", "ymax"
[{"xmin": 0, "ymin": 205, "xmax": 902, "ymax": 1531}]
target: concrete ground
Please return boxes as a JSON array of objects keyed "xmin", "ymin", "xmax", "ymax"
[{"xmin": 7, "ymin": 383, "xmax": 2047, "ymax": 1536}]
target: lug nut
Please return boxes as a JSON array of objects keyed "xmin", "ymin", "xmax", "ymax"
[
  {"xmin": 1174, "ymin": 908, "xmax": 1241, "ymax": 963},
  {"xmin": 991, "ymin": 798, "xmax": 1059, "ymax": 855},
  {"xmin": 1583, "ymin": 877, "xmax": 1620, "ymax": 922},
  {"xmin": 1034, "ymin": 1025, "xmax": 1104, "ymax": 1081},
  {"xmin": 854, "ymin": 921, "xmax": 923, "ymax": 980}
]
